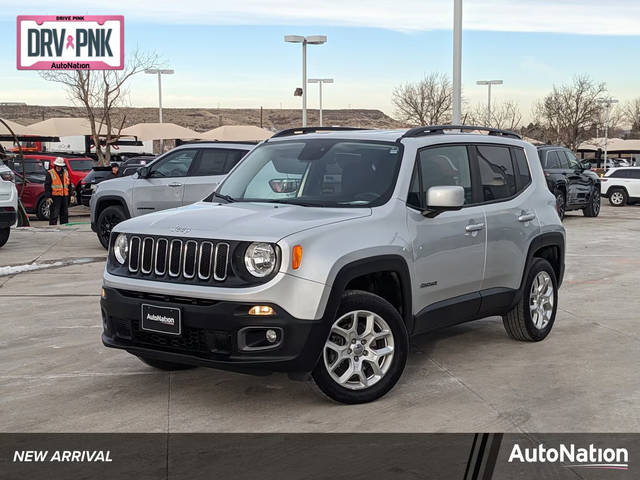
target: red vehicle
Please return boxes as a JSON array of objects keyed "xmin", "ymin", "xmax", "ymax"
[
  {"xmin": 14, "ymin": 173, "xmax": 49, "ymax": 220},
  {"xmin": 24, "ymin": 154, "xmax": 96, "ymax": 192}
]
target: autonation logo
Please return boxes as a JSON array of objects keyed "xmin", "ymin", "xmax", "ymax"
[{"xmin": 509, "ymin": 443, "xmax": 629, "ymax": 470}]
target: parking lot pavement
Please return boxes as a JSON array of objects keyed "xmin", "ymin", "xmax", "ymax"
[{"xmin": 0, "ymin": 205, "xmax": 639, "ymax": 433}]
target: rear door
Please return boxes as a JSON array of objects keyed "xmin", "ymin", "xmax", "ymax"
[
  {"xmin": 132, "ymin": 149, "xmax": 198, "ymax": 214},
  {"xmin": 626, "ymin": 169, "xmax": 640, "ymax": 197},
  {"xmin": 181, "ymin": 147, "xmax": 248, "ymax": 205}
]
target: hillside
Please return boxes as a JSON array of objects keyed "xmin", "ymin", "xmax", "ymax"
[{"xmin": 0, "ymin": 105, "xmax": 405, "ymax": 132}]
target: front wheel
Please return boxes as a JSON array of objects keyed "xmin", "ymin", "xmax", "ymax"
[
  {"xmin": 608, "ymin": 188, "xmax": 627, "ymax": 207},
  {"xmin": 312, "ymin": 290, "xmax": 408, "ymax": 404},
  {"xmin": 36, "ymin": 197, "xmax": 50, "ymax": 221},
  {"xmin": 0, "ymin": 227, "xmax": 9, "ymax": 248},
  {"xmin": 503, "ymin": 258, "xmax": 558, "ymax": 342},
  {"xmin": 96, "ymin": 205, "xmax": 126, "ymax": 249},
  {"xmin": 583, "ymin": 187, "xmax": 601, "ymax": 217}
]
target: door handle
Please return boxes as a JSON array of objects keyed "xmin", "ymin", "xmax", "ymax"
[
  {"xmin": 465, "ymin": 223, "xmax": 485, "ymax": 232},
  {"xmin": 168, "ymin": 182, "xmax": 182, "ymax": 188},
  {"xmin": 518, "ymin": 213, "xmax": 536, "ymax": 222}
]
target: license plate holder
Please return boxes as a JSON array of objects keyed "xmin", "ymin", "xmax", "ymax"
[{"xmin": 141, "ymin": 304, "xmax": 181, "ymax": 336}]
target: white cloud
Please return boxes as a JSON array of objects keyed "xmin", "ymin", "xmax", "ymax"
[{"xmin": 4, "ymin": 0, "xmax": 640, "ymax": 35}]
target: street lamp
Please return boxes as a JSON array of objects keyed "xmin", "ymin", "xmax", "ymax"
[
  {"xmin": 284, "ymin": 35, "xmax": 327, "ymax": 127},
  {"xmin": 145, "ymin": 69, "xmax": 174, "ymax": 123},
  {"xmin": 597, "ymin": 97, "xmax": 619, "ymax": 170},
  {"xmin": 452, "ymin": 0, "xmax": 463, "ymax": 124},
  {"xmin": 308, "ymin": 78, "xmax": 333, "ymax": 127},
  {"xmin": 476, "ymin": 80, "xmax": 503, "ymax": 126}
]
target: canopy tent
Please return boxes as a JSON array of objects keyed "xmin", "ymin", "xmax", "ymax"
[
  {"xmin": 200, "ymin": 125, "xmax": 273, "ymax": 142},
  {"xmin": 578, "ymin": 138, "xmax": 640, "ymax": 154},
  {"xmin": 26, "ymin": 117, "xmax": 96, "ymax": 137},
  {"xmin": 0, "ymin": 118, "xmax": 60, "ymax": 142},
  {"xmin": 120, "ymin": 123, "xmax": 202, "ymax": 141}
]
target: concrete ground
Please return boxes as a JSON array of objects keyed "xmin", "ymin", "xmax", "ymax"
[{"xmin": 0, "ymin": 204, "xmax": 638, "ymax": 433}]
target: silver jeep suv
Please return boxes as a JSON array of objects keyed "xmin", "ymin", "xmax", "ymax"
[{"xmin": 101, "ymin": 126, "xmax": 565, "ymax": 404}]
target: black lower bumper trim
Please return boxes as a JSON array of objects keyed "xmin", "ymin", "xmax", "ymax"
[
  {"xmin": 0, "ymin": 211, "xmax": 16, "ymax": 228},
  {"xmin": 101, "ymin": 287, "xmax": 327, "ymax": 374}
]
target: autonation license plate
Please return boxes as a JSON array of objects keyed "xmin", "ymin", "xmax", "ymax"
[{"xmin": 141, "ymin": 304, "xmax": 181, "ymax": 336}]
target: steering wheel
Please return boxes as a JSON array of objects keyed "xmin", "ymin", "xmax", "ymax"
[{"xmin": 353, "ymin": 192, "xmax": 380, "ymax": 202}]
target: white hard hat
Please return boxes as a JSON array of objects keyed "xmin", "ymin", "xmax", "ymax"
[{"xmin": 53, "ymin": 157, "xmax": 66, "ymax": 167}]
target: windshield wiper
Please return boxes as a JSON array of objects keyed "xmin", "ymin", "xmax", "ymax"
[
  {"xmin": 209, "ymin": 192, "xmax": 236, "ymax": 203},
  {"xmin": 260, "ymin": 199, "xmax": 319, "ymax": 207}
]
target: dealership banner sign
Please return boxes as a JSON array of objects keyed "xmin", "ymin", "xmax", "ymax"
[{"xmin": 16, "ymin": 15, "xmax": 124, "ymax": 70}]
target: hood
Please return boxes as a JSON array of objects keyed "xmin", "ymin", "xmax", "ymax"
[{"xmin": 114, "ymin": 201, "xmax": 371, "ymax": 242}]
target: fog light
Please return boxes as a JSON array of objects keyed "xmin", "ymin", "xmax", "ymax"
[
  {"xmin": 101, "ymin": 288, "xmax": 107, "ymax": 299},
  {"xmin": 249, "ymin": 305, "xmax": 275, "ymax": 316},
  {"xmin": 265, "ymin": 329, "xmax": 278, "ymax": 343}
]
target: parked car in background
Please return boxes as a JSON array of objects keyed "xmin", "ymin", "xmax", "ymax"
[
  {"xmin": 601, "ymin": 167, "xmax": 640, "ymax": 206},
  {"xmin": 24, "ymin": 154, "xmax": 96, "ymax": 192},
  {"xmin": 537, "ymin": 145, "xmax": 601, "ymax": 219},
  {"xmin": 0, "ymin": 163, "xmax": 18, "ymax": 247},
  {"xmin": 4, "ymin": 156, "xmax": 48, "ymax": 183},
  {"xmin": 14, "ymin": 173, "xmax": 48, "ymax": 220},
  {"xmin": 91, "ymin": 143, "xmax": 252, "ymax": 248},
  {"xmin": 79, "ymin": 157, "xmax": 154, "ymax": 207}
]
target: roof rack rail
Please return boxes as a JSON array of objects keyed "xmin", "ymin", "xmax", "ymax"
[
  {"xmin": 400, "ymin": 125, "xmax": 522, "ymax": 140},
  {"xmin": 270, "ymin": 126, "xmax": 368, "ymax": 139}
]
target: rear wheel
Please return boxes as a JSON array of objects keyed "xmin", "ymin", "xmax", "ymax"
[
  {"xmin": 583, "ymin": 187, "xmax": 601, "ymax": 217},
  {"xmin": 608, "ymin": 188, "xmax": 627, "ymax": 207},
  {"xmin": 554, "ymin": 190, "xmax": 566, "ymax": 220},
  {"xmin": 137, "ymin": 356, "xmax": 197, "ymax": 371},
  {"xmin": 96, "ymin": 205, "xmax": 126, "ymax": 249},
  {"xmin": 0, "ymin": 227, "xmax": 9, "ymax": 248},
  {"xmin": 36, "ymin": 197, "xmax": 50, "ymax": 221},
  {"xmin": 312, "ymin": 290, "xmax": 408, "ymax": 404}
]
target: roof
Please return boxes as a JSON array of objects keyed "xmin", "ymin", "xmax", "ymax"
[
  {"xmin": 200, "ymin": 125, "xmax": 273, "ymax": 142},
  {"xmin": 578, "ymin": 138, "xmax": 640, "ymax": 153},
  {"xmin": 26, "ymin": 117, "xmax": 95, "ymax": 136},
  {"xmin": 120, "ymin": 122, "xmax": 202, "ymax": 141},
  {"xmin": 0, "ymin": 118, "xmax": 36, "ymax": 136}
]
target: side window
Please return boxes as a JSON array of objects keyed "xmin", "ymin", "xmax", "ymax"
[
  {"xmin": 545, "ymin": 151, "xmax": 561, "ymax": 169},
  {"xmin": 417, "ymin": 145, "xmax": 473, "ymax": 205},
  {"xmin": 407, "ymin": 163, "xmax": 421, "ymax": 208},
  {"xmin": 191, "ymin": 149, "xmax": 247, "ymax": 176},
  {"xmin": 149, "ymin": 150, "xmax": 197, "ymax": 178},
  {"xmin": 513, "ymin": 148, "xmax": 532, "ymax": 191},
  {"xmin": 557, "ymin": 151, "xmax": 570, "ymax": 169},
  {"xmin": 476, "ymin": 145, "xmax": 516, "ymax": 202},
  {"xmin": 564, "ymin": 150, "xmax": 580, "ymax": 169},
  {"xmin": 628, "ymin": 170, "xmax": 640, "ymax": 179}
]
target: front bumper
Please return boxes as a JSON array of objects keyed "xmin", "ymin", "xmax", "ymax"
[
  {"xmin": 101, "ymin": 287, "xmax": 327, "ymax": 375},
  {"xmin": 0, "ymin": 209, "xmax": 17, "ymax": 228}
]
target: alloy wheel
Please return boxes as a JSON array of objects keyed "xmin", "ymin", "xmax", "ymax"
[
  {"xmin": 529, "ymin": 271, "xmax": 554, "ymax": 330},
  {"xmin": 592, "ymin": 191, "xmax": 601, "ymax": 214},
  {"xmin": 99, "ymin": 214, "xmax": 118, "ymax": 245},
  {"xmin": 610, "ymin": 191, "xmax": 624, "ymax": 205},
  {"xmin": 322, "ymin": 310, "xmax": 395, "ymax": 390}
]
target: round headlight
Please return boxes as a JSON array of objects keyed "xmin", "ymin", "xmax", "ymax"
[
  {"xmin": 113, "ymin": 233, "xmax": 128, "ymax": 265},
  {"xmin": 244, "ymin": 242, "xmax": 277, "ymax": 278}
]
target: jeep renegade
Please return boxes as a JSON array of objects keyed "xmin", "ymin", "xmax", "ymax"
[{"xmin": 101, "ymin": 126, "xmax": 565, "ymax": 404}]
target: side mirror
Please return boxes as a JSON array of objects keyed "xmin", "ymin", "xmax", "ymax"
[
  {"xmin": 137, "ymin": 166, "xmax": 150, "ymax": 178},
  {"xmin": 422, "ymin": 186, "xmax": 465, "ymax": 217},
  {"xmin": 581, "ymin": 161, "xmax": 591, "ymax": 171}
]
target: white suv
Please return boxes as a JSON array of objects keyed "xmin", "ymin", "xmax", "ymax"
[
  {"xmin": 0, "ymin": 163, "xmax": 18, "ymax": 248},
  {"xmin": 100, "ymin": 126, "xmax": 565, "ymax": 403},
  {"xmin": 602, "ymin": 167, "xmax": 640, "ymax": 206}
]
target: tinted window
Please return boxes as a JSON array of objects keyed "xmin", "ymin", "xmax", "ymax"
[
  {"xmin": 563, "ymin": 151, "xmax": 580, "ymax": 169},
  {"xmin": 149, "ymin": 150, "xmax": 197, "ymax": 178},
  {"xmin": 416, "ymin": 145, "xmax": 473, "ymax": 205},
  {"xmin": 68, "ymin": 159, "xmax": 95, "ymax": 171},
  {"xmin": 477, "ymin": 145, "xmax": 516, "ymax": 201},
  {"xmin": 513, "ymin": 148, "xmax": 531, "ymax": 190},
  {"xmin": 628, "ymin": 170, "xmax": 640, "ymax": 179},
  {"xmin": 557, "ymin": 151, "xmax": 570, "ymax": 169},
  {"xmin": 544, "ymin": 151, "xmax": 560, "ymax": 169},
  {"xmin": 191, "ymin": 149, "xmax": 247, "ymax": 176}
]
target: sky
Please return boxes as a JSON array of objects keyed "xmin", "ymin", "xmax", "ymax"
[{"xmin": 1, "ymin": 0, "xmax": 639, "ymax": 122}]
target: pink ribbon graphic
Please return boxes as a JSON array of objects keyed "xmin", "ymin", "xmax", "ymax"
[{"xmin": 66, "ymin": 35, "xmax": 74, "ymax": 49}]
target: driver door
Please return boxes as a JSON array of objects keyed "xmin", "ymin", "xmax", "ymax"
[{"xmin": 132, "ymin": 149, "xmax": 198, "ymax": 215}]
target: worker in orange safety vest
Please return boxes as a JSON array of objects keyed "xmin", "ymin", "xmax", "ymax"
[{"xmin": 45, "ymin": 157, "xmax": 76, "ymax": 225}]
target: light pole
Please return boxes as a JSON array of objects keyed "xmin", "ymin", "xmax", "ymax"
[
  {"xmin": 452, "ymin": 0, "xmax": 463, "ymax": 124},
  {"xmin": 308, "ymin": 78, "xmax": 333, "ymax": 126},
  {"xmin": 476, "ymin": 80, "xmax": 503, "ymax": 126},
  {"xmin": 145, "ymin": 69, "xmax": 174, "ymax": 123},
  {"xmin": 285, "ymin": 35, "xmax": 327, "ymax": 127},
  {"xmin": 598, "ymin": 97, "xmax": 618, "ymax": 170}
]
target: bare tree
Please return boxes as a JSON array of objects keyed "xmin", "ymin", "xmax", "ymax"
[
  {"xmin": 466, "ymin": 100, "xmax": 522, "ymax": 130},
  {"xmin": 392, "ymin": 73, "xmax": 452, "ymax": 126},
  {"xmin": 623, "ymin": 98, "xmax": 640, "ymax": 133},
  {"xmin": 40, "ymin": 50, "xmax": 158, "ymax": 165},
  {"xmin": 534, "ymin": 75, "xmax": 606, "ymax": 150}
]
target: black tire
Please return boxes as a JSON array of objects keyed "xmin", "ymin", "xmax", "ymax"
[
  {"xmin": 0, "ymin": 227, "xmax": 9, "ymax": 248},
  {"xmin": 554, "ymin": 189, "xmax": 566, "ymax": 220},
  {"xmin": 503, "ymin": 258, "xmax": 558, "ymax": 342},
  {"xmin": 96, "ymin": 205, "xmax": 126, "ymax": 249},
  {"xmin": 583, "ymin": 186, "xmax": 601, "ymax": 217},
  {"xmin": 312, "ymin": 290, "xmax": 408, "ymax": 404},
  {"xmin": 137, "ymin": 356, "xmax": 197, "ymax": 371},
  {"xmin": 608, "ymin": 188, "xmax": 627, "ymax": 207},
  {"xmin": 36, "ymin": 197, "xmax": 49, "ymax": 221}
]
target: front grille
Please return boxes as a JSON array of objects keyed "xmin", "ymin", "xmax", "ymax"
[{"xmin": 125, "ymin": 236, "xmax": 230, "ymax": 283}]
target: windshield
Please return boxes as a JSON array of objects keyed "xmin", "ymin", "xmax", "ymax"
[
  {"xmin": 69, "ymin": 159, "xmax": 95, "ymax": 171},
  {"xmin": 215, "ymin": 139, "xmax": 403, "ymax": 207},
  {"xmin": 15, "ymin": 160, "xmax": 46, "ymax": 174}
]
